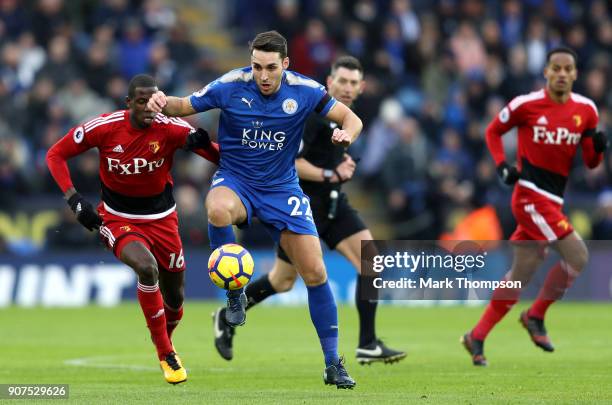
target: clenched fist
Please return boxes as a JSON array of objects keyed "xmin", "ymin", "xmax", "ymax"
[
  {"xmin": 146, "ymin": 91, "xmax": 168, "ymax": 113},
  {"xmin": 331, "ymin": 128, "xmax": 352, "ymax": 147}
]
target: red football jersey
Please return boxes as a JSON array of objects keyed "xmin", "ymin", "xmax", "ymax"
[
  {"xmin": 486, "ymin": 89, "xmax": 601, "ymax": 202},
  {"xmin": 47, "ymin": 110, "xmax": 213, "ymax": 218}
]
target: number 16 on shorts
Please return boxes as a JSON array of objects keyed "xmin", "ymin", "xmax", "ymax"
[{"xmin": 169, "ymin": 249, "xmax": 185, "ymax": 269}]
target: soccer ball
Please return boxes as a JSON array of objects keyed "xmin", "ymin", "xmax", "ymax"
[{"xmin": 208, "ymin": 243, "xmax": 254, "ymax": 290}]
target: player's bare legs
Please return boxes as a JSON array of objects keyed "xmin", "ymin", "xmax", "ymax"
[
  {"xmin": 267, "ymin": 258, "xmax": 299, "ymax": 292},
  {"xmin": 206, "ymin": 186, "xmax": 250, "ymax": 326},
  {"xmin": 120, "ymin": 241, "xmax": 186, "ymax": 384},
  {"xmin": 280, "ymin": 231, "xmax": 355, "ymax": 389},
  {"xmin": 206, "ymin": 186, "xmax": 248, "ymax": 228},
  {"xmin": 120, "ymin": 241, "xmax": 160, "ymax": 285},
  {"xmin": 279, "ymin": 232, "xmax": 327, "ymax": 286},
  {"xmin": 508, "ymin": 242, "xmax": 546, "ymax": 283},
  {"xmin": 335, "ymin": 230, "xmax": 369, "ymax": 271},
  {"xmin": 336, "ymin": 230, "xmax": 406, "ymax": 364},
  {"xmin": 521, "ymin": 232, "xmax": 587, "ymax": 351},
  {"xmin": 158, "ymin": 270, "xmax": 185, "ymax": 340},
  {"xmin": 553, "ymin": 231, "xmax": 588, "ymax": 272}
]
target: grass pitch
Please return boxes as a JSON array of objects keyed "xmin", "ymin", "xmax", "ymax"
[{"xmin": 1, "ymin": 302, "xmax": 611, "ymax": 404}]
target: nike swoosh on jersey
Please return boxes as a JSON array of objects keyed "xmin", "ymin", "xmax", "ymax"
[
  {"xmin": 355, "ymin": 345, "xmax": 383, "ymax": 356},
  {"xmin": 212, "ymin": 177, "xmax": 225, "ymax": 186}
]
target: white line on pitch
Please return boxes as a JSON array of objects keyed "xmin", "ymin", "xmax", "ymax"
[
  {"xmin": 64, "ymin": 356, "xmax": 236, "ymax": 373},
  {"xmin": 64, "ymin": 356, "xmax": 158, "ymax": 371}
]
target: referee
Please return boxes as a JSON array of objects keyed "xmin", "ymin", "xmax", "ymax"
[{"xmin": 213, "ymin": 56, "xmax": 406, "ymax": 364}]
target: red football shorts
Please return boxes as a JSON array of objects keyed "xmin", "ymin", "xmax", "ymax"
[
  {"xmin": 510, "ymin": 185, "xmax": 574, "ymax": 241},
  {"xmin": 97, "ymin": 204, "xmax": 186, "ymax": 272}
]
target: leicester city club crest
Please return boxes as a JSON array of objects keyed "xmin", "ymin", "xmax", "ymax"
[{"xmin": 282, "ymin": 98, "xmax": 298, "ymax": 115}]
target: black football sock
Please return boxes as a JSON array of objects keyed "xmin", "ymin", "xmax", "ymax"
[
  {"xmin": 245, "ymin": 273, "xmax": 277, "ymax": 311},
  {"xmin": 356, "ymin": 274, "xmax": 378, "ymax": 347}
]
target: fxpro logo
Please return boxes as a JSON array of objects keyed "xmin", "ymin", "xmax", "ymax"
[
  {"xmin": 532, "ymin": 126, "xmax": 581, "ymax": 145},
  {"xmin": 106, "ymin": 157, "xmax": 165, "ymax": 174},
  {"xmin": 241, "ymin": 120, "xmax": 286, "ymax": 151}
]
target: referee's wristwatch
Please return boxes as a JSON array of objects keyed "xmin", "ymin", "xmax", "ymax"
[{"xmin": 323, "ymin": 169, "xmax": 334, "ymax": 183}]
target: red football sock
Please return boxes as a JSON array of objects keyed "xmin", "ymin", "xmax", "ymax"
[
  {"xmin": 164, "ymin": 303, "xmax": 183, "ymax": 340},
  {"xmin": 137, "ymin": 282, "xmax": 173, "ymax": 360},
  {"xmin": 472, "ymin": 274, "xmax": 521, "ymax": 341},
  {"xmin": 528, "ymin": 261, "xmax": 578, "ymax": 320}
]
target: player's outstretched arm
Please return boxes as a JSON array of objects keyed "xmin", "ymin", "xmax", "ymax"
[
  {"xmin": 325, "ymin": 102, "xmax": 363, "ymax": 147},
  {"xmin": 146, "ymin": 91, "xmax": 196, "ymax": 117}
]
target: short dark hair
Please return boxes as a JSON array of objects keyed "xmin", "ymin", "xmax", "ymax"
[
  {"xmin": 546, "ymin": 46, "xmax": 578, "ymax": 65},
  {"xmin": 128, "ymin": 74, "xmax": 157, "ymax": 98},
  {"xmin": 331, "ymin": 55, "xmax": 363, "ymax": 76},
  {"xmin": 249, "ymin": 31, "xmax": 287, "ymax": 59}
]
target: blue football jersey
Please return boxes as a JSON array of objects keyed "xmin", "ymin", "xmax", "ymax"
[{"xmin": 189, "ymin": 67, "xmax": 337, "ymax": 187}]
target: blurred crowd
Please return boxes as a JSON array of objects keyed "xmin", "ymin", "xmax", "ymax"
[
  {"xmin": 0, "ymin": 0, "xmax": 221, "ymax": 251},
  {"xmin": 0, "ymin": 0, "xmax": 611, "ymax": 253}
]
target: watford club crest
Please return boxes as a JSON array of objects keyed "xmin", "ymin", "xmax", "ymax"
[
  {"xmin": 572, "ymin": 115, "xmax": 582, "ymax": 128},
  {"xmin": 557, "ymin": 219, "xmax": 570, "ymax": 232},
  {"xmin": 149, "ymin": 140, "xmax": 160, "ymax": 153},
  {"xmin": 120, "ymin": 225, "xmax": 131, "ymax": 232}
]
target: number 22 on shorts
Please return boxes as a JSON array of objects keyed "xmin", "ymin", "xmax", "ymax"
[{"xmin": 288, "ymin": 196, "xmax": 313, "ymax": 218}]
